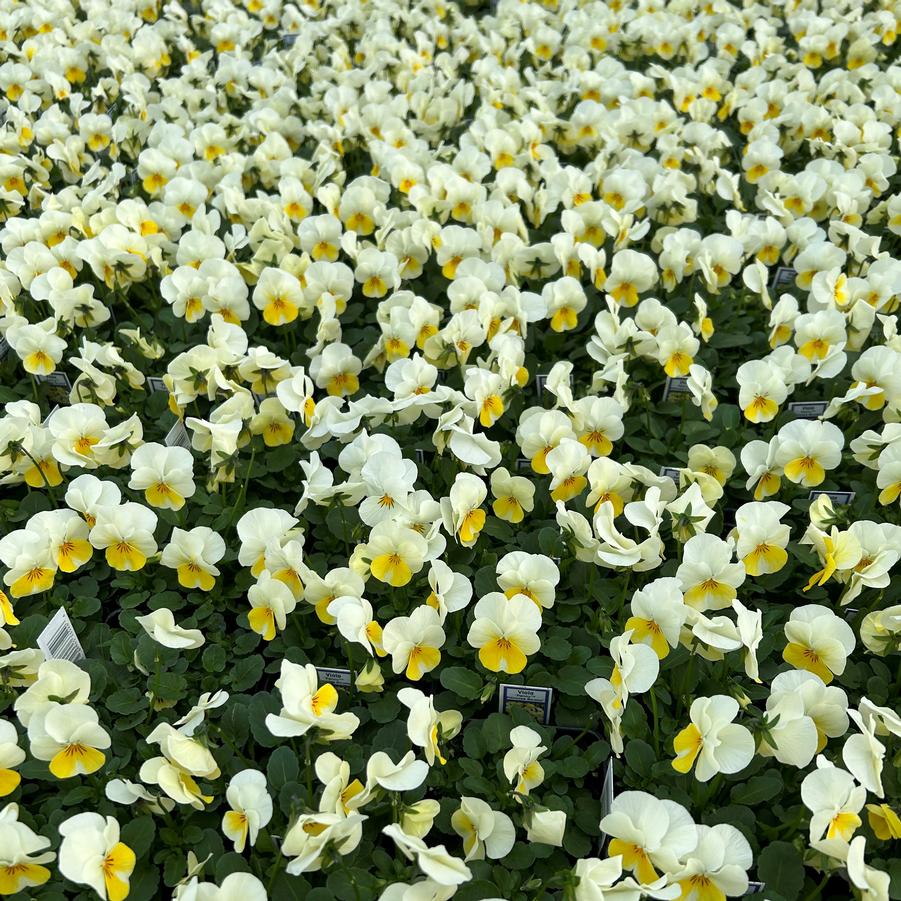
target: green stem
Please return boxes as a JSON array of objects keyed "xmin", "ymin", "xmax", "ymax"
[
  {"xmin": 649, "ymin": 686, "xmax": 660, "ymax": 756},
  {"xmin": 304, "ymin": 734, "xmax": 313, "ymax": 806}
]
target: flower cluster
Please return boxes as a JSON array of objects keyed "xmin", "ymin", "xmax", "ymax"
[{"xmin": 1, "ymin": 0, "xmax": 900, "ymax": 897}]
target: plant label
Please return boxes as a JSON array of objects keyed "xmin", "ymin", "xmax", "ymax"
[
  {"xmin": 788, "ymin": 401, "xmax": 828, "ymax": 419},
  {"xmin": 808, "ymin": 490, "xmax": 855, "ymax": 505},
  {"xmin": 659, "ymin": 465, "xmax": 682, "ymax": 481},
  {"xmin": 663, "ymin": 376, "xmax": 691, "ymax": 400},
  {"xmin": 146, "ymin": 376, "xmax": 168, "ymax": 393},
  {"xmin": 315, "ymin": 666, "xmax": 352, "ymax": 687},
  {"xmin": 770, "ymin": 266, "xmax": 796, "ymax": 290},
  {"xmin": 498, "ymin": 684, "xmax": 552, "ymax": 725},
  {"xmin": 37, "ymin": 608, "xmax": 85, "ymax": 663},
  {"xmin": 165, "ymin": 420, "xmax": 192, "ymax": 450}
]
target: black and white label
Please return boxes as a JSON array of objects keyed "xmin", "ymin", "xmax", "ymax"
[
  {"xmin": 165, "ymin": 420, "xmax": 192, "ymax": 450},
  {"xmin": 282, "ymin": 33, "xmax": 298, "ymax": 47},
  {"xmin": 744, "ymin": 883, "xmax": 766, "ymax": 896},
  {"xmin": 146, "ymin": 376, "xmax": 168, "ymax": 394},
  {"xmin": 516, "ymin": 457, "xmax": 532, "ymax": 472},
  {"xmin": 0, "ymin": 336, "xmax": 8, "ymax": 360},
  {"xmin": 788, "ymin": 401, "xmax": 828, "ymax": 419},
  {"xmin": 663, "ymin": 376, "xmax": 691, "ymax": 401},
  {"xmin": 536, "ymin": 373, "xmax": 548, "ymax": 397},
  {"xmin": 36, "ymin": 371, "xmax": 72, "ymax": 389},
  {"xmin": 659, "ymin": 465, "xmax": 682, "ymax": 481},
  {"xmin": 37, "ymin": 608, "xmax": 85, "ymax": 662},
  {"xmin": 770, "ymin": 266, "xmax": 797, "ymax": 290},
  {"xmin": 315, "ymin": 666, "xmax": 352, "ymax": 687},
  {"xmin": 808, "ymin": 489, "xmax": 855, "ymax": 505},
  {"xmin": 498, "ymin": 684, "xmax": 552, "ymax": 725}
]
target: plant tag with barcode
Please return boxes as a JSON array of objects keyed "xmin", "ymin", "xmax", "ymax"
[
  {"xmin": 165, "ymin": 420, "xmax": 192, "ymax": 450},
  {"xmin": 146, "ymin": 376, "xmax": 167, "ymax": 393},
  {"xmin": 0, "ymin": 336, "xmax": 8, "ymax": 360},
  {"xmin": 37, "ymin": 608, "xmax": 85, "ymax": 662}
]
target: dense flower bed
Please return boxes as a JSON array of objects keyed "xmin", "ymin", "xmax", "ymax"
[{"xmin": 1, "ymin": 0, "xmax": 901, "ymax": 898}]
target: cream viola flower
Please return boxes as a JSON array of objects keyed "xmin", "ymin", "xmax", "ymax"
[
  {"xmin": 366, "ymin": 750, "xmax": 429, "ymax": 793},
  {"xmin": 489, "ymin": 466, "xmax": 535, "ymax": 524},
  {"xmin": 802, "ymin": 762, "xmax": 866, "ymax": 843},
  {"xmin": 309, "ymin": 342, "xmax": 362, "ymax": 398},
  {"xmin": 221, "ymin": 769, "xmax": 272, "ymax": 853},
  {"xmin": 425, "ymin": 560, "xmax": 473, "ymax": 620},
  {"xmin": 542, "ymin": 276, "xmax": 587, "ymax": 332},
  {"xmin": 843, "ymin": 709, "xmax": 886, "ymax": 798},
  {"xmin": 503, "ymin": 725, "xmax": 547, "ymax": 798},
  {"xmin": 515, "ymin": 409, "xmax": 575, "ymax": 474},
  {"xmin": 382, "ymin": 824, "xmax": 472, "ymax": 887},
  {"xmin": 266, "ymin": 661, "xmax": 359, "ymax": 741},
  {"xmin": 451, "ymin": 797, "xmax": 515, "ymax": 862},
  {"xmin": 769, "ymin": 670, "xmax": 849, "ymax": 753},
  {"xmin": 774, "ymin": 420, "xmax": 844, "ymax": 488},
  {"xmin": 672, "ymin": 696, "xmax": 754, "ymax": 782},
  {"xmin": 800, "ymin": 524, "xmax": 862, "ymax": 592},
  {"xmin": 736, "ymin": 360, "xmax": 788, "ymax": 423},
  {"xmin": 128, "ymin": 443, "xmax": 196, "ymax": 510},
  {"xmin": 0, "ymin": 802, "xmax": 55, "ymax": 895},
  {"xmin": 58, "ymin": 812, "xmax": 135, "ymax": 901},
  {"xmin": 13, "ymin": 659, "xmax": 91, "ymax": 727},
  {"xmin": 89, "ymin": 502, "xmax": 158, "ymax": 571},
  {"xmin": 467, "ymin": 592, "xmax": 541, "ymax": 674},
  {"xmin": 672, "ymin": 823, "xmax": 752, "ymax": 901},
  {"xmin": 252, "ymin": 267, "xmax": 304, "ymax": 326},
  {"xmin": 686, "ymin": 445, "xmax": 736, "ymax": 486},
  {"xmin": 364, "ymin": 520, "xmax": 429, "ymax": 587},
  {"xmin": 246, "ymin": 570, "xmax": 297, "ymax": 641},
  {"xmin": 397, "ymin": 687, "xmax": 462, "ymax": 767},
  {"xmin": 525, "ymin": 808, "xmax": 567, "ymax": 847},
  {"xmin": 573, "ymin": 856, "xmax": 677, "ymax": 901},
  {"xmin": 676, "ymin": 533, "xmax": 745, "ymax": 611},
  {"xmin": 281, "ymin": 812, "xmax": 366, "ymax": 876},
  {"xmin": 624, "ymin": 577, "xmax": 689, "ymax": 659},
  {"xmin": 400, "ymin": 799, "xmax": 442, "ymax": 840},
  {"xmin": 783, "ymin": 604, "xmax": 855, "ymax": 685},
  {"xmin": 6, "ymin": 317, "xmax": 67, "ymax": 375},
  {"xmin": 732, "ymin": 501, "xmax": 791, "ymax": 577},
  {"xmin": 382, "ymin": 606, "xmax": 445, "ymax": 681},
  {"xmin": 330, "ymin": 595, "xmax": 386, "ymax": 657},
  {"xmin": 571, "ymin": 396, "xmax": 625, "ymax": 457},
  {"xmin": 496, "ymin": 552, "xmax": 559, "ymax": 612},
  {"xmin": 27, "ymin": 702, "xmax": 111, "ymax": 778},
  {"xmin": 739, "ymin": 439, "xmax": 782, "ymax": 501},
  {"xmin": 546, "ymin": 438, "xmax": 591, "ymax": 503},
  {"xmin": 161, "ymin": 527, "xmax": 225, "ymax": 591},
  {"xmin": 606, "ymin": 249, "xmax": 657, "ymax": 306},
  {"xmin": 47, "ymin": 403, "xmax": 109, "ymax": 469},
  {"xmin": 0, "ymin": 721, "xmax": 24, "ymax": 798},
  {"xmin": 441, "ymin": 472, "xmax": 487, "ymax": 547},
  {"xmin": 136, "ymin": 608, "xmax": 205, "ymax": 650},
  {"xmin": 250, "ymin": 397, "xmax": 295, "ymax": 447},
  {"xmin": 600, "ymin": 791, "xmax": 698, "ymax": 885}
]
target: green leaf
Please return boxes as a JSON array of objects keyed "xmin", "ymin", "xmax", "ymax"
[
  {"xmin": 757, "ymin": 841, "xmax": 805, "ymax": 901},
  {"xmin": 203, "ymin": 644, "xmax": 228, "ymax": 673},
  {"xmin": 624, "ymin": 738, "xmax": 655, "ymax": 778},
  {"xmin": 731, "ymin": 772, "xmax": 783, "ymax": 805},
  {"xmin": 267, "ymin": 746, "xmax": 300, "ymax": 791},
  {"xmin": 482, "ymin": 713, "xmax": 511, "ymax": 754},
  {"xmin": 121, "ymin": 816, "xmax": 156, "ymax": 857},
  {"xmin": 230, "ymin": 655, "xmax": 265, "ymax": 691},
  {"xmin": 215, "ymin": 852, "xmax": 253, "ymax": 882},
  {"xmin": 440, "ymin": 666, "xmax": 483, "ymax": 699}
]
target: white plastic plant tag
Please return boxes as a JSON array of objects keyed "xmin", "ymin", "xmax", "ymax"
[
  {"xmin": 498, "ymin": 684, "xmax": 552, "ymax": 725},
  {"xmin": 315, "ymin": 666, "xmax": 352, "ymax": 687},
  {"xmin": 599, "ymin": 759, "xmax": 615, "ymax": 822},
  {"xmin": 165, "ymin": 420, "xmax": 192, "ymax": 450},
  {"xmin": 37, "ymin": 608, "xmax": 85, "ymax": 662}
]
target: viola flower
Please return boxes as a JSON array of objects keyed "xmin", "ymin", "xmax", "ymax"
[
  {"xmin": 160, "ymin": 527, "xmax": 225, "ymax": 590},
  {"xmin": 732, "ymin": 501, "xmax": 791, "ymax": 577},
  {"xmin": 221, "ymin": 769, "xmax": 273, "ymax": 853},
  {"xmin": 0, "ymin": 721, "xmax": 24, "ymax": 798},
  {"xmin": 58, "ymin": 813, "xmax": 136, "ymax": 901},
  {"xmin": 382, "ymin": 605, "xmax": 445, "ymax": 681},
  {"xmin": 27, "ymin": 702, "xmax": 111, "ymax": 779},
  {"xmin": 774, "ymin": 420, "xmax": 844, "ymax": 488},
  {"xmin": 783, "ymin": 604, "xmax": 856, "ymax": 684},
  {"xmin": 489, "ymin": 467, "xmax": 535, "ymax": 524},
  {"xmin": 672, "ymin": 695, "xmax": 754, "ymax": 782},
  {"xmin": 441, "ymin": 473, "xmax": 487, "ymax": 547},
  {"xmin": 467, "ymin": 592, "xmax": 541, "ymax": 674},
  {"xmin": 0, "ymin": 804, "xmax": 55, "ymax": 895},
  {"xmin": 266, "ymin": 661, "xmax": 359, "ymax": 741},
  {"xmin": 365, "ymin": 520, "xmax": 429, "ymax": 587},
  {"xmin": 451, "ymin": 797, "xmax": 515, "ymax": 862},
  {"xmin": 246, "ymin": 570, "xmax": 297, "ymax": 641},
  {"xmin": 89, "ymin": 502, "xmax": 158, "ymax": 571}
]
